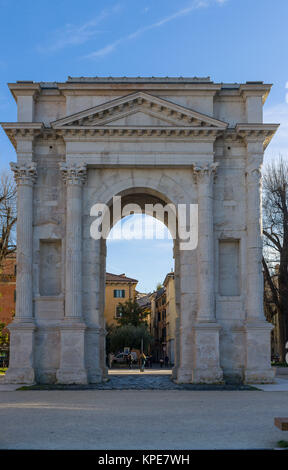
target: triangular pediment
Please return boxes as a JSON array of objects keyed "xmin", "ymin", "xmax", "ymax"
[{"xmin": 51, "ymin": 92, "xmax": 227, "ymax": 129}]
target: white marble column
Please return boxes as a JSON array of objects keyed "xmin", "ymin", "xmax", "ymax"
[
  {"xmin": 244, "ymin": 144, "xmax": 274, "ymax": 383},
  {"xmin": 56, "ymin": 162, "xmax": 88, "ymax": 384},
  {"xmin": 191, "ymin": 163, "xmax": 223, "ymax": 383},
  {"xmin": 60, "ymin": 162, "xmax": 87, "ymax": 319},
  {"xmin": 246, "ymin": 155, "xmax": 265, "ymax": 322},
  {"xmin": 195, "ymin": 163, "xmax": 218, "ymax": 323},
  {"xmin": 5, "ymin": 162, "xmax": 37, "ymax": 384}
]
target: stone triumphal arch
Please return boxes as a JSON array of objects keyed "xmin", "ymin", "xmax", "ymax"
[{"xmin": 2, "ymin": 77, "xmax": 279, "ymax": 384}]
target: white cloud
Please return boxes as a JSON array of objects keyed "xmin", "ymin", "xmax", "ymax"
[
  {"xmin": 38, "ymin": 4, "xmax": 122, "ymax": 52},
  {"xmin": 84, "ymin": 0, "xmax": 229, "ymax": 59},
  {"xmin": 263, "ymin": 102, "xmax": 288, "ymax": 163},
  {"xmin": 107, "ymin": 214, "xmax": 172, "ymax": 242}
]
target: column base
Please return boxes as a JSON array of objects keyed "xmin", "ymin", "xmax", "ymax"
[
  {"xmin": 244, "ymin": 368, "xmax": 276, "ymax": 384},
  {"xmin": 192, "ymin": 322, "xmax": 224, "ymax": 384},
  {"xmin": 172, "ymin": 365, "xmax": 178, "ymax": 380},
  {"xmin": 4, "ymin": 321, "xmax": 36, "ymax": 384},
  {"xmin": 192, "ymin": 367, "xmax": 224, "ymax": 384},
  {"xmin": 56, "ymin": 368, "xmax": 88, "ymax": 385},
  {"xmin": 87, "ymin": 367, "xmax": 103, "ymax": 383},
  {"xmin": 57, "ymin": 320, "xmax": 88, "ymax": 385},
  {"xmin": 174, "ymin": 367, "xmax": 192, "ymax": 384},
  {"xmin": 85, "ymin": 326, "xmax": 103, "ymax": 383},
  {"xmin": 35, "ymin": 368, "xmax": 58, "ymax": 385},
  {"xmin": 244, "ymin": 320, "xmax": 275, "ymax": 384},
  {"xmin": 4, "ymin": 367, "xmax": 35, "ymax": 384}
]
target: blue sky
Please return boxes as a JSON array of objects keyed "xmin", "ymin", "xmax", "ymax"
[{"xmin": 0, "ymin": 0, "xmax": 287, "ymax": 291}]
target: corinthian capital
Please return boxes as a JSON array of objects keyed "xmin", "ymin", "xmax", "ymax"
[
  {"xmin": 10, "ymin": 161, "xmax": 37, "ymax": 185},
  {"xmin": 59, "ymin": 162, "xmax": 87, "ymax": 185},
  {"xmin": 192, "ymin": 162, "xmax": 219, "ymax": 183}
]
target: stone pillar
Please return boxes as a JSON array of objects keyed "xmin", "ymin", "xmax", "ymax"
[
  {"xmin": 244, "ymin": 144, "xmax": 274, "ymax": 383},
  {"xmin": 83, "ymin": 235, "xmax": 104, "ymax": 383},
  {"xmin": 56, "ymin": 162, "xmax": 88, "ymax": 384},
  {"xmin": 175, "ymin": 242, "xmax": 197, "ymax": 383},
  {"xmin": 192, "ymin": 163, "xmax": 223, "ymax": 383},
  {"xmin": 5, "ymin": 162, "xmax": 37, "ymax": 384}
]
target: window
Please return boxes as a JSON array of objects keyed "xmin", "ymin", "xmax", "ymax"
[
  {"xmin": 115, "ymin": 306, "xmax": 123, "ymax": 318},
  {"xmin": 114, "ymin": 289, "xmax": 125, "ymax": 298}
]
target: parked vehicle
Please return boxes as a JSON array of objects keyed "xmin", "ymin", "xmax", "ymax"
[{"xmin": 113, "ymin": 351, "xmax": 138, "ymax": 364}]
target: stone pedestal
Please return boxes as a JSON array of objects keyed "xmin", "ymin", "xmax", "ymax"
[
  {"xmin": 56, "ymin": 321, "xmax": 87, "ymax": 384},
  {"xmin": 4, "ymin": 322, "xmax": 36, "ymax": 384},
  {"xmin": 85, "ymin": 327, "xmax": 103, "ymax": 383},
  {"xmin": 244, "ymin": 321, "xmax": 275, "ymax": 383},
  {"xmin": 192, "ymin": 323, "xmax": 224, "ymax": 383}
]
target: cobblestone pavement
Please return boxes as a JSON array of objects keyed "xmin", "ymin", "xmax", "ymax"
[{"xmin": 18, "ymin": 373, "xmax": 254, "ymax": 391}]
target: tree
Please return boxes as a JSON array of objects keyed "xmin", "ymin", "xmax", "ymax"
[
  {"xmin": 116, "ymin": 299, "xmax": 149, "ymax": 327},
  {"xmin": 156, "ymin": 282, "xmax": 163, "ymax": 291},
  {"xmin": 262, "ymin": 157, "xmax": 288, "ymax": 362},
  {"xmin": 0, "ymin": 172, "xmax": 16, "ymax": 268},
  {"xmin": 0, "ymin": 322, "xmax": 9, "ymax": 350},
  {"xmin": 109, "ymin": 324, "xmax": 153, "ymax": 354}
]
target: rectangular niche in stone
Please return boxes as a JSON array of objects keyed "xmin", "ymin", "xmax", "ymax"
[
  {"xmin": 219, "ymin": 239, "xmax": 240, "ymax": 296},
  {"xmin": 39, "ymin": 240, "xmax": 62, "ymax": 296}
]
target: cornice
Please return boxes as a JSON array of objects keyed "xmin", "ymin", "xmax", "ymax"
[
  {"xmin": 8, "ymin": 82, "xmax": 41, "ymax": 102},
  {"xmin": 1, "ymin": 122, "xmax": 279, "ymax": 150},
  {"xmin": 239, "ymin": 83, "xmax": 272, "ymax": 105},
  {"xmin": 1, "ymin": 122, "xmax": 44, "ymax": 149},
  {"xmin": 236, "ymin": 123, "xmax": 279, "ymax": 148}
]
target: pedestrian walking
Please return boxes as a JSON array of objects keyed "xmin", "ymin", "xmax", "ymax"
[
  {"xmin": 139, "ymin": 352, "xmax": 146, "ymax": 372},
  {"xmin": 128, "ymin": 352, "xmax": 133, "ymax": 369}
]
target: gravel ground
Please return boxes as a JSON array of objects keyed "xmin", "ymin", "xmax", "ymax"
[{"xmin": 0, "ymin": 388, "xmax": 287, "ymax": 449}]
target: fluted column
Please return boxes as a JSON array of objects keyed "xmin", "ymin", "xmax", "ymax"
[
  {"xmin": 5, "ymin": 162, "xmax": 37, "ymax": 384},
  {"xmin": 11, "ymin": 162, "xmax": 37, "ymax": 319},
  {"xmin": 245, "ymin": 155, "xmax": 265, "ymax": 322},
  {"xmin": 190, "ymin": 163, "xmax": 223, "ymax": 383},
  {"xmin": 56, "ymin": 162, "xmax": 88, "ymax": 384},
  {"xmin": 194, "ymin": 163, "xmax": 218, "ymax": 322},
  {"xmin": 60, "ymin": 162, "xmax": 87, "ymax": 319},
  {"xmin": 244, "ymin": 144, "xmax": 274, "ymax": 383}
]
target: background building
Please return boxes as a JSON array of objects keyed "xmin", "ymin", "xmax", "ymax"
[
  {"xmin": 104, "ymin": 273, "xmax": 138, "ymax": 326},
  {"xmin": 163, "ymin": 272, "xmax": 176, "ymax": 365},
  {"xmin": 0, "ymin": 254, "xmax": 16, "ymax": 326}
]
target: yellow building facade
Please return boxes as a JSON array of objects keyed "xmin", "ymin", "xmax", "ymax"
[
  {"xmin": 104, "ymin": 273, "xmax": 138, "ymax": 327},
  {"xmin": 163, "ymin": 272, "xmax": 177, "ymax": 365}
]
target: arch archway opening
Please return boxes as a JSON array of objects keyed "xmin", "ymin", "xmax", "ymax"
[{"xmin": 96, "ymin": 188, "xmax": 180, "ymax": 378}]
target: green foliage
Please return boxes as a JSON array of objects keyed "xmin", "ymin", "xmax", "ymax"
[
  {"xmin": 0, "ymin": 322, "xmax": 9, "ymax": 349},
  {"xmin": 156, "ymin": 282, "xmax": 163, "ymax": 291},
  {"xmin": 116, "ymin": 299, "xmax": 149, "ymax": 327},
  {"xmin": 109, "ymin": 324, "xmax": 153, "ymax": 354},
  {"xmin": 277, "ymin": 440, "xmax": 288, "ymax": 448}
]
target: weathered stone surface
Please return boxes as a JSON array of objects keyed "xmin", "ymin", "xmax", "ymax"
[{"xmin": 2, "ymin": 77, "xmax": 279, "ymax": 385}]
